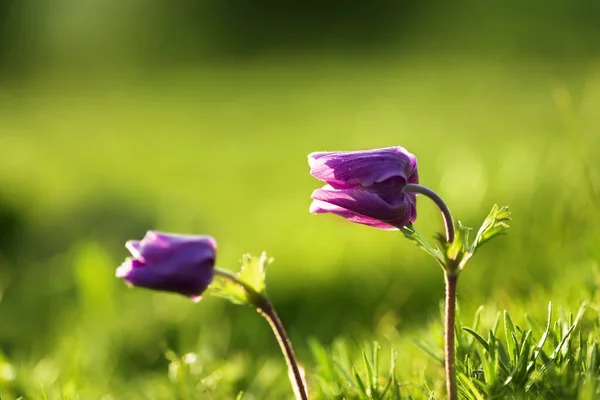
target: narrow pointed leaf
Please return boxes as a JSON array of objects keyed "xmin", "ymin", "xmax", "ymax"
[
  {"xmin": 470, "ymin": 204, "xmax": 511, "ymax": 252},
  {"xmin": 400, "ymin": 224, "xmax": 446, "ymax": 266}
]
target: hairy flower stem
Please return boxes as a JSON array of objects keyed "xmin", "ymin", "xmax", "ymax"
[
  {"xmin": 444, "ymin": 272, "xmax": 458, "ymax": 400},
  {"xmin": 214, "ymin": 269, "xmax": 308, "ymax": 400},
  {"xmin": 404, "ymin": 184, "xmax": 457, "ymax": 400},
  {"xmin": 405, "ymin": 184, "xmax": 455, "ymax": 243},
  {"xmin": 258, "ymin": 302, "xmax": 308, "ymax": 400}
]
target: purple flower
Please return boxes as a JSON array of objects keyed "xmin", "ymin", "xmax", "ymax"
[
  {"xmin": 308, "ymin": 146, "xmax": 419, "ymax": 230},
  {"xmin": 116, "ymin": 231, "xmax": 216, "ymax": 300}
]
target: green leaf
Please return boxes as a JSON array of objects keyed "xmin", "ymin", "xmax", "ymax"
[
  {"xmin": 515, "ymin": 330, "xmax": 532, "ymax": 383},
  {"xmin": 412, "ymin": 338, "xmax": 444, "ymax": 364},
  {"xmin": 504, "ymin": 311, "xmax": 517, "ymax": 363},
  {"xmin": 456, "ymin": 204, "xmax": 511, "ymax": 271},
  {"xmin": 470, "ymin": 305, "xmax": 485, "ymax": 342},
  {"xmin": 399, "ymin": 224, "xmax": 445, "ymax": 267},
  {"xmin": 401, "ymin": 205, "xmax": 510, "ymax": 274},
  {"xmin": 446, "ymin": 221, "xmax": 472, "ymax": 262},
  {"xmin": 470, "ymin": 204, "xmax": 511, "ymax": 253},
  {"xmin": 353, "ymin": 367, "xmax": 369, "ymax": 397},
  {"xmin": 362, "ymin": 348, "xmax": 376, "ymax": 398},
  {"xmin": 464, "ymin": 327, "xmax": 491, "ymax": 353},
  {"xmin": 372, "ymin": 342, "xmax": 380, "ymax": 389},
  {"xmin": 436, "ymin": 220, "xmax": 473, "ymax": 272},
  {"xmin": 207, "ymin": 277, "xmax": 249, "ymax": 306},
  {"xmin": 458, "ymin": 371, "xmax": 486, "ymax": 400},
  {"xmin": 532, "ymin": 302, "xmax": 553, "ymax": 364},
  {"xmin": 380, "ymin": 348, "xmax": 397, "ymax": 399},
  {"xmin": 238, "ymin": 252, "xmax": 271, "ymax": 295},
  {"xmin": 207, "ymin": 252, "xmax": 272, "ymax": 306}
]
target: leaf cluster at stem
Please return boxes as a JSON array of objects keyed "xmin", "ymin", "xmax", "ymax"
[{"xmin": 401, "ymin": 204, "xmax": 511, "ymax": 274}]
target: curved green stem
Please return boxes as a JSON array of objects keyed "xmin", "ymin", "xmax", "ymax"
[
  {"xmin": 403, "ymin": 184, "xmax": 457, "ymax": 400},
  {"xmin": 214, "ymin": 268, "xmax": 308, "ymax": 400},
  {"xmin": 405, "ymin": 183, "xmax": 455, "ymax": 243}
]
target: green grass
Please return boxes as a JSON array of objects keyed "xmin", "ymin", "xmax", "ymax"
[
  {"xmin": 0, "ymin": 55, "xmax": 599, "ymax": 398},
  {"xmin": 311, "ymin": 301, "xmax": 600, "ymax": 399}
]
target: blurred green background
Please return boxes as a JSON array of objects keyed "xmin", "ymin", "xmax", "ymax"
[{"xmin": 0, "ymin": 0, "xmax": 599, "ymax": 398}]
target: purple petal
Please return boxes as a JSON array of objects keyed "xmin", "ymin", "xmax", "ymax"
[
  {"xmin": 125, "ymin": 240, "xmax": 142, "ymax": 258},
  {"xmin": 310, "ymin": 199, "xmax": 397, "ymax": 230},
  {"xmin": 116, "ymin": 257, "xmax": 144, "ymax": 278},
  {"xmin": 121, "ymin": 262, "xmax": 214, "ymax": 297},
  {"xmin": 311, "ymin": 185, "xmax": 416, "ymax": 228},
  {"xmin": 133, "ymin": 231, "xmax": 216, "ymax": 264},
  {"xmin": 117, "ymin": 231, "xmax": 217, "ymax": 299},
  {"xmin": 148, "ymin": 231, "xmax": 217, "ymax": 250},
  {"xmin": 308, "ymin": 146, "xmax": 418, "ymax": 188}
]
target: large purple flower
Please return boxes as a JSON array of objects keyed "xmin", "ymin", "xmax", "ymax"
[
  {"xmin": 116, "ymin": 231, "xmax": 216, "ymax": 299},
  {"xmin": 308, "ymin": 146, "xmax": 418, "ymax": 230}
]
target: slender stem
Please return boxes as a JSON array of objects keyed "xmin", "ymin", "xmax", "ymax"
[
  {"xmin": 403, "ymin": 184, "xmax": 457, "ymax": 399},
  {"xmin": 257, "ymin": 302, "xmax": 308, "ymax": 400},
  {"xmin": 214, "ymin": 268, "xmax": 308, "ymax": 400},
  {"xmin": 405, "ymin": 183, "xmax": 455, "ymax": 243},
  {"xmin": 444, "ymin": 272, "xmax": 458, "ymax": 400}
]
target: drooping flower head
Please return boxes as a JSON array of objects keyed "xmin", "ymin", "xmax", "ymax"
[
  {"xmin": 308, "ymin": 146, "xmax": 418, "ymax": 230},
  {"xmin": 116, "ymin": 231, "xmax": 216, "ymax": 300}
]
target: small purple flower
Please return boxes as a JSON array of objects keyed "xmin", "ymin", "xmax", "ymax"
[
  {"xmin": 116, "ymin": 231, "xmax": 216, "ymax": 300},
  {"xmin": 308, "ymin": 146, "xmax": 419, "ymax": 230}
]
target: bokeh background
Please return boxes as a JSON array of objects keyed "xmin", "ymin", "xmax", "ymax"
[{"xmin": 0, "ymin": 0, "xmax": 599, "ymax": 398}]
